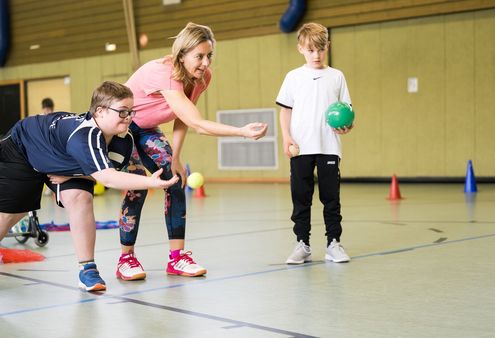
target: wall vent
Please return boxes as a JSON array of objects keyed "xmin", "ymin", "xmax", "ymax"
[{"xmin": 217, "ymin": 108, "xmax": 277, "ymax": 170}]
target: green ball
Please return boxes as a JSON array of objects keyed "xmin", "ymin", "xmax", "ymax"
[
  {"xmin": 326, "ymin": 102, "xmax": 354, "ymax": 129},
  {"xmin": 187, "ymin": 172, "xmax": 204, "ymax": 189}
]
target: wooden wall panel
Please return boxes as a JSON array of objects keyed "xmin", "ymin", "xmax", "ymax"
[
  {"xmin": 445, "ymin": 13, "xmax": 475, "ymax": 175},
  {"xmin": 9, "ymin": 0, "xmax": 128, "ymax": 65},
  {"xmin": 412, "ymin": 18, "xmax": 446, "ymax": 175},
  {"xmin": 333, "ymin": 9, "xmax": 495, "ymax": 177},
  {"xmin": 1, "ymin": 3, "xmax": 494, "ymax": 178},
  {"xmin": 214, "ymin": 39, "xmax": 240, "ymax": 109},
  {"xmin": 337, "ymin": 26, "xmax": 383, "ymax": 177},
  {"xmin": 238, "ymin": 38, "xmax": 261, "ymax": 109},
  {"xmin": 474, "ymin": 10, "xmax": 495, "ymax": 174},
  {"xmin": 308, "ymin": 0, "xmax": 495, "ymax": 27},
  {"xmin": 5, "ymin": 0, "xmax": 494, "ymax": 67},
  {"xmin": 26, "ymin": 77, "xmax": 70, "ymax": 116},
  {"xmin": 259, "ymin": 35, "xmax": 283, "ymax": 106},
  {"xmin": 380, "ymin": 22, "xmax": 412, "ymax": 176}
]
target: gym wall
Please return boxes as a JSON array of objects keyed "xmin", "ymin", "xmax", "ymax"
[
  {"xmin": 6, "ymin": 0, "xmax": 493, "ymax": 67},
  {"xmin": 0, "ymin": 2, "xmax": 494, "ymax": 179},
  {"xmin": 333, "ymin": 9, "xmax": 495, "ymax": 178}
]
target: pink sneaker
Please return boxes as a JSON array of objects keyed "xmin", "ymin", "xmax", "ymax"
[
  {"xmin": 167, "ymin": 251, "xmax": 207, "ymax": 277},
  {"xmin": 116, "ymin": 252, "xmax": 146, "ymax": 281}
]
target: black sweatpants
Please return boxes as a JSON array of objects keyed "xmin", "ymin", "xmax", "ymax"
[{"xmin": 290, "ymin": 154, "xmax": 342, "ymax": 246}]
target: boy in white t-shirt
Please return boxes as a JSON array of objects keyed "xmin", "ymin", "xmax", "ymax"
[{"xmin": 276, "ymin": 22, "xmax": 354, "ymax": 264}]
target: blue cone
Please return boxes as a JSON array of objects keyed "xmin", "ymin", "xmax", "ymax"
[{"xmin": 464, "ymin": 160, "xmax": 477, "ymax": 193}]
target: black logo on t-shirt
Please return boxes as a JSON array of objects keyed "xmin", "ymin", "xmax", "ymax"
[{"xmin": 313, "ymin": 76, "xmax": 322, "ymax": 80}]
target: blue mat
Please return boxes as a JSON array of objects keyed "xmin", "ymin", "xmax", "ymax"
[{"xmin": 40, "ymin": 220, "xmax": 119, "ymax": 232}]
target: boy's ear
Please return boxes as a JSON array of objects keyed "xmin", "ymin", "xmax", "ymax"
[
  {"xmin": 297, "ymin": 44, "xmax": 304, "ymax": 54},
  {"xmin": 93, "ymin": 106, "xmax": 104, "ymax": 118}
]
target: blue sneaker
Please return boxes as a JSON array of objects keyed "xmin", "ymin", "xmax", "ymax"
[{"xmin": 79, "ymin": 263, "xmax": 106, "ymax": 291}]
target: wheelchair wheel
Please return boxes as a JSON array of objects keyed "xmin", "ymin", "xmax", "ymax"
[{"xmin": 35, "ymin": 231, "xmax": 49, "ymax": 247}]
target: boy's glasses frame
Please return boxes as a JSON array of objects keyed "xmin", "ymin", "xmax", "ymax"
[{"xmin": 107, "ymin": 107, "xmax": 136, "ymax": 118}]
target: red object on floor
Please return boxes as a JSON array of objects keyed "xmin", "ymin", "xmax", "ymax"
[
  {"xmin": 194, "ymin": 186, "xmax": 206, "ymax": 198},
  {"xmin": 387, "ymin": 174, "xmax": 403, "ymax": 200},
  {"xmin": 0, "ymin": 247, "xmax": 45, "ymax": 263}
]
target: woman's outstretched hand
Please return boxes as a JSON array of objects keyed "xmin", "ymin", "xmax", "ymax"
[{"xmin": 240, "ymin": 122, "xmax": 268, "ymax": 140}]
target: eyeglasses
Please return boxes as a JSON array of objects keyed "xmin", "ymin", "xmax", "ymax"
[{"xmin": 107, "ymin": 107, "xmax": 136, "ymax": 118}]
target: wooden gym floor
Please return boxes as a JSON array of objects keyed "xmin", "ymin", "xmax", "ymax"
[{"xmin": 1, "ymin": 182, "xmax": 494, "ymax": 337}]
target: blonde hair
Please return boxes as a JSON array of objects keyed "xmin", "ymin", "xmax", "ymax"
[
  {"xmin": 89, "ymin": 81, "xmax": 133, "ymax": 114},
  {"xmin": 166, "ymin": 22, "xmax": 216, "ymax": 87},
  {"xmin": 297, "ymin": 23, "xmax": 329, "ymax": 50}
]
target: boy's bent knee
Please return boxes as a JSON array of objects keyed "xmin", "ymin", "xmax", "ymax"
[{"xmin": 60, "ymin": 189, "xmax": 93, "ymax": 207}]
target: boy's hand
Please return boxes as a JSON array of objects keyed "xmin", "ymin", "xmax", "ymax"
[
  {"xmin": 283, "ymin": 138, "xmax": 299, "ymax": 158},
  {"xmin": 240, "ymin": 122, "xmax": 268, "ymax": 140},
  {"xmin": 150, "ymin": 169, "xmax": 179, "ymax": 189},
  {"xmin": 333, "ymin": 123, "xmax": 354, "ymax": 135}
]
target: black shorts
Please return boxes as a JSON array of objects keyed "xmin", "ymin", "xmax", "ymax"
[
  {"xmin": 45, "ymin": 177, "xmax": 94, "ymax": 208},
  {"xmin": 0, "ymin": 136, "xmax": 45, "ymax": 213},
  {"xmin": 0, "ymin": 136, "xmax": 96, "ymax": 212}
]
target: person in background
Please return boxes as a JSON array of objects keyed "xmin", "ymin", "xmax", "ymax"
[
  {"xmin": 41, "ymin": 97, "xmax": 56, "ymax": 196},
  {"xmin": 41, "ymin": 97, "xmax": 54, "ymax": 114}
]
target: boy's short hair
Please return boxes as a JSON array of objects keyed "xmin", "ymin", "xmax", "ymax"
[
  {"xmin": 41, "ymin": 97, "xmax": 54, "ymax": 109},
  {"xmin": 89, "ymin": 81, "xmax": 133, "ymax": 114},
  {"xmin": 297, "ymin": 23, "xmax": 329, "ymax": 50}
]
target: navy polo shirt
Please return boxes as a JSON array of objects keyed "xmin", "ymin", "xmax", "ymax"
[{"xmin": 10, "ymin": 112, "xmax": 132, "ymax": 176}]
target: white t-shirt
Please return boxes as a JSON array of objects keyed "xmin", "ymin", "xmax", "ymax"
[{"xmin": 276, "ymin": 65, "xmax": 351, "ymax": 157}]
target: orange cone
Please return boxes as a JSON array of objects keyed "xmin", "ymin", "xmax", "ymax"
[
  {"xmin": 0, "ymin": 248, "xmax": 45, "ymax": 263},
  {"xmin": 387, "ymin": 174, "xmax": 403, "ymax": 200},
  {"xmin": 194, "ymin": 185, "xmax": 206, "ymax": 198}
]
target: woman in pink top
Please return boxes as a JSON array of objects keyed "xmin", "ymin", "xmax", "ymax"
[{"xmin": 116, "ymin": 23, "xmax": 268, "ymax": 280}]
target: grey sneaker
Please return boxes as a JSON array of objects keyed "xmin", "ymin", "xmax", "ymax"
[
  {"xmin": 286, "ymin": 240, "xmax": 312, "ymax": 264},
  {"xmin": 325, "ymin": 239, "xmax": 350, "ymax": 263}
]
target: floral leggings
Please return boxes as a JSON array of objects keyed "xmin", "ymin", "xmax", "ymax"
[{"xmin": 119, "ymin": 122, "xmax": 186, "ymax": 246}]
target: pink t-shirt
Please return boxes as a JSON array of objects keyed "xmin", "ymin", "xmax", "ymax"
[{"xmin": 125, "ymin": 58, "xmax": 211, "ymax": 129}]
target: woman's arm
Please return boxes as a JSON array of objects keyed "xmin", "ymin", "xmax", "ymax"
[
  {"xmin": 172, "ymin": 118, "xmax": 188, "ymax": 187},
  {"xmin": 91, "ymin": 168, "xmax": 178, "ymax": 190},
  {"xmin": 161, "ymin": 89, "xmax": 268, "ymax": 140}
]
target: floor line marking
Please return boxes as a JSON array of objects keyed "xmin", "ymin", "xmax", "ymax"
[
  {"xmin": 0, "ymin": 273, "xmax": 316, "ymax": 338},
  {"xmin": 3, "ymin": 232, "xmax": 494, "ymax": 335},
  {"xmin": 43, "ymin": 219, "xmax": 495, "ymax": 259}
]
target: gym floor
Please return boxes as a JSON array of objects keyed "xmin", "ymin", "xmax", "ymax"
[{"xmin": 1, "ymin": 182, "xmax": 494, "ymax": 338}]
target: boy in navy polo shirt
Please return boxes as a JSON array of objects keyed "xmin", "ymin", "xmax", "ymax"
[{"xmin": 0, "ymin": 81, "xmax": 178, "ymax": 291}]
